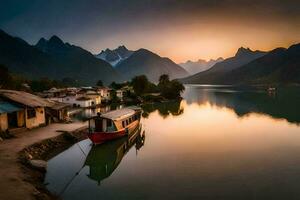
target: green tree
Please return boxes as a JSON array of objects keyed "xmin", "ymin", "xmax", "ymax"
[
  {"xmin": 158, "ymin": 74, "xmax": 170, "ymax": 86},
  {"xmin": 96, "ymin": 80, "xmax": 103, "ymax": 87},
  {"xmin": 131, "ymin": 75, "xmax": 149, "ymax": 95},
  {"xmin": 160, "ymin": 80, "xmax": 185, "ymax": 99},
  {"xmin": 0, "ymin": 64, "xmax": 12, "ymax": 89}
]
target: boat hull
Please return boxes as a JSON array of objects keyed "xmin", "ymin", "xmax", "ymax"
[{"xmin": 88, "ymin": 120, "xmax": 140, "ymax": 145}]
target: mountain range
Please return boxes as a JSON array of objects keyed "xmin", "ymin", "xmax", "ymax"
[
  {"xmin": 95, "ymin": 45, "xmax": 133, "ymax": 66},
  {"xmin": 181, "ymin": 45, "xmax": 300, "ymax": 84},
  {"xmin": 1, "ymin": 29, "xmax": 299, "ymax": 86},
  {"xmin": 115, "ymin": 48, "xmax": 189, "ymax": 82},
  {"xmin": 179, "ymin": 57, "xmax": 224, "ymax": 74},
  {"xmin": 180, "ymin": 47, "xmax": 267, "ymax": 84},
  {"xmin": 0, "ymin": 29, "xmax": 188, "ymax": 85},
  {"xmin": 0, "ymin": 29, "xmax": 120, "ymax": 85}
]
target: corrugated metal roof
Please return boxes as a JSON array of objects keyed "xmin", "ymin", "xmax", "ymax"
[{"xmin": 0, "ymin": 101, "xmax": 23, "ymax": 114}]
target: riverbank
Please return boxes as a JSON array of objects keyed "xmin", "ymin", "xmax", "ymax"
[{"xmin": 0, "ymin": 122, "xmax": 87, "ymax": 200}]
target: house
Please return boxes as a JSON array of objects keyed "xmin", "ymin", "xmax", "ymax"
[
  {"xmin": 116, "ymin": 89, "xmax": 124, "ymax": 100},
  {"xmin": 97, "ymin": 87, "xmax": 112, "ymax": 102},
  {"xmin": 46, "ymin": 100, "xmax": 71, "ymax": 122},
  {"xmin": 85, "ymin": 90, "xmax": 101, "ymax": 106},
  {"xmin": 75, "ymin": 96, "xmax": 94, "ymax": 108},
  {"xmin": 0, "ymin": 90, "xmax": 51, "ymax": 132},
  {"xmin": 0, "ymin": 101, "xmax": 24, "ymax": 132}
]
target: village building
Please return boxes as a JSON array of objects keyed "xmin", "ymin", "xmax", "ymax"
[
  {"xmin": 85, "ymin": 90, "xmax": 101, "ymax": 106},
  {"xmin": 116, "ymin": 89, "xmax": 124, "ymax": 100},
  {"xmin": 97, "ymin": 87, "xmax": 112, "ymax": 102},
  {"xmin": 75, "ymin": 96, "xmax": 94, "ymax": 108},
  {"xmin": 46, "ymin": 101, "xmax": 71, "ymax": 123},
  {"xmin": 0, "ymin": 90, "xmax": 51, "ymax": 133}
]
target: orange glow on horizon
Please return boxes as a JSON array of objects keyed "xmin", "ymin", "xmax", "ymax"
[{"xmin": 82, "ymin": 13, "xmax": 299, "ymax": 63}]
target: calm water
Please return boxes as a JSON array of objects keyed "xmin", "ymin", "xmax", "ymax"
[{"xmin": 45, "ymin": 85, "xmax": 300, "ymax": 200}]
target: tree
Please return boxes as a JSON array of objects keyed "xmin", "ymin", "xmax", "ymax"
[
  {"xmin": 0, "ymin": 64, "xmax": 12, "ymax": 89},
  {"xmin": 160, "ymin": 80, "xmax": 185, "ymax": 99},
  {"xmin": 158, "ymin": 74, "xmax": 170, "ymax": 86},
  {"xmin": 96, "ymin": 80, "xmax": 103, "ymax": 87},
  {"xmin": 131, "ymin": 75, "xmax": 149, "ymax": 95}
]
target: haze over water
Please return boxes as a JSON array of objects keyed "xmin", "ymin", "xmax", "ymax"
[{"xmin": 45, "ymin": 85, "xmax": 300, "ymax": 200}]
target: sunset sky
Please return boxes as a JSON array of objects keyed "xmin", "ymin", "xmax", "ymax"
[{"xmin": 0, "ymin": 0, "xmax": 299, "ymax": 62}]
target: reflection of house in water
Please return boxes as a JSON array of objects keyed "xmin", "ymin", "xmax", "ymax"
[{"xmin": 85, "ymin": 127, "xmax": 145, "ymax": 184}]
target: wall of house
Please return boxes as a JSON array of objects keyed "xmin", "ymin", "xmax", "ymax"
[
  {"xmin": 25, "ymin": 107, "xmax": 46, "ymax": 129},
  {"xmin": 87, "ymin": 95, "xmax": 101, "ymax": 105},
  {"xmin": 17, "ymin": 110, "xmax": 25, "ymax": 127},
  {"xmin": 0, "ymin": 113, "xmax": 8, "ymax": 132}
]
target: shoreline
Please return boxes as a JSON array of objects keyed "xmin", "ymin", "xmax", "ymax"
[{"xmin": 18, "ymin": 126, "xmax": 88, "ymax": 200}]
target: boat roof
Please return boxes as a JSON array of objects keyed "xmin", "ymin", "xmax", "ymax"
[{"xmin": 100, "ymin": 106, "xmax": 141, "ymax": 121}]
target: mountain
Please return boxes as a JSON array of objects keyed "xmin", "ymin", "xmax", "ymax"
[
  {"xmin": 224, "ymin": 44, "xmax": 300, "ymax": 84},
  {"xmin": 180, "ymin": 47, "xmax": 267, "ymax": 84},
  {"xmin": 0, "ymin": 29, "xmax": 120, "ymax": 85},
  {"xmin": 179, "ymin": 57, "xmax": 224, "ymax": 74},
  {"xmin": 181, "ymin": 44, "xmax": 300, "ymax": 85},
  {"xmin": 95, "ymin": 45, "xmax": 133, "ymax": 66},
  {"xmin": 115, "ymin": 48, "xmax": 189, "ymax": 82}
]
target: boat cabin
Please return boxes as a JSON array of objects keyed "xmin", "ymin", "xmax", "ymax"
[{"xmin": 88, "ymin": 107, "xmax": 141, "ymax": 134}]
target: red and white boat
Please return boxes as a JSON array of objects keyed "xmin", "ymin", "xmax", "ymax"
[{"xmin": 87, "ymin": 106, "xmax": 142, "ymax": 145}]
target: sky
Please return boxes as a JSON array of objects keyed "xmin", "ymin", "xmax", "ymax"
[{"xmin": 0, "ymin": 0, "xmax": 299, "ymax": 63}]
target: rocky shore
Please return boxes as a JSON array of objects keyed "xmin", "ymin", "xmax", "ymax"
[{"xmin": 18, "ymin": 126, "xmax": 87, "ymax": 200}]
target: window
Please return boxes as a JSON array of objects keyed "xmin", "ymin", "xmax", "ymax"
[
  {"xmin": 129, "ymin": 118, "xmax": 132, "ymax": 124},
  {"xmin": 126, "ymin": 120, "xmax": 129, "ymax": 125},
  {"xmin": 122, "ymin": 121, "xmax": 125, "ymax": 128},
  {"xmin": 27, "ymin": 108, "xmax": 36, "ymax": 119},
  {"xmin": 107, "ymin": 119, "xmax": 112, "ymax": 127}
]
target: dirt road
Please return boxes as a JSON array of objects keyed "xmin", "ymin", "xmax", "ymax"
[{"xmin": 0, "ymin": 122, "xmax": 87, "ymax": 200}]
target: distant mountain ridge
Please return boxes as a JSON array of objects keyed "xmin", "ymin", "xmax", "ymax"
[
  {"xmin": 225, "ymin": 44, "xmax": 300, "ymax": 84},
  {"xmin": 179, "ymin": 57, "xmax": 224, "ymax": 74},
  {"xmin": 115, "ymin": 48, "xmax": 189, "ymax": 82},
  {"xmin": 181, "ymin": 44, "xmax": 300, "ymax": 85},
  {"xmin": 0, "ymin": 29, "xmax": 120, "ymax": 85},
  {"xmin": 181, "ymin": 47, "xmax": 267, "ymax": 84},
  {"xmin": 95, "ymin": 45, "xmax": 133, "ymax": 66}
]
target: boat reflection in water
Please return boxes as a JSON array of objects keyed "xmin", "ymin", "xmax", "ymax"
[{"xmin": 85, "ymin": 126, "xmax": 145, "ymax": 184}]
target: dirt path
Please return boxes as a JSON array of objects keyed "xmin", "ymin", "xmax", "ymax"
[{"xmin": 0, "ymin": 122, "xmax": 87, "ymax": 200}]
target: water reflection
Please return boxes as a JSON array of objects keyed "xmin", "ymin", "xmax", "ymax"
[
  {"xmin": 142, "ymin": 100, "xmax": 184, "ymax": 118},
  {"xmin": 85, "ymin": 127, "xmax": 145, "ymax": 184},
  {"xmin": 45, "ymin": 85, "xmax": 300, "ymax": 200},
  {"xmin": 184, "ymin": 85, "xmax": 300, "ymax": 124}
]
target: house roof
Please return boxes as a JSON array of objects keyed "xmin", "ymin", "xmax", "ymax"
[
  {"xmin": 47, "ymin": 100, "xmax": 71, "ymax": 110},
  {"xmin": 101, "ymin": 106, "xmax": 141, "ymax": 121},
  {"xmin": 76, "ymin": 96, "xmax": 91, "ymax": 101},
  {"xmin": 0, "ymin": 90, "xmax": 52, "ymax": 108},
  {"xmin": 0, "ymin": 101, "xmax": 23, "ymax": 114}
]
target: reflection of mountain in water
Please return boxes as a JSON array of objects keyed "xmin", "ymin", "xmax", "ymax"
[
  {"xmin": 142, "ymin": 100, "xmax": 184, "ymax": 118},
  {"xmin": 85, "ymin": 127, "xmax": 145, "ymax": 184},
  {"xmin": 185, "ymin": 86, "xmax": 300, "ymax": 124}
]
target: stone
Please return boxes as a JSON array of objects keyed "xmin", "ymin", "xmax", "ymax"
[
  {"xmin": 29, "ymin": 160, "xmax": 47, "ymax": 171},
  {"xmin": 27, "ymin": 153, "xmax": 33, "ymax": 160},
  {"xmin": 0, "ymin": 137, "xmax": 3, "ymax": 141}
]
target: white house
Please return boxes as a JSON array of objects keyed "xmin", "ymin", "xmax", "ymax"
[{"xmin": 97, "ymin": 87, "xmax": 112, "ymax": 101}]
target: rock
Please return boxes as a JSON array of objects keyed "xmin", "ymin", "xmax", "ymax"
[
  {"xmin": 29, "ymin": 160, "xmax": 47, "ymax": 172},
  {"xmin": 27, "ymin": 153, "xmax": 33, "ymax": 160},
  {"xmin": 0, "ymin": 137, "xmax": 3, "ymax": 141}
]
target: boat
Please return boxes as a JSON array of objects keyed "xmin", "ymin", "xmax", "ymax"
[
  {"xmin": 87, "ymin": 106, "xmax": 142, "ymax": 145},
  {"xmin": 85, "ymin": 127, "xmax": 145, "ymax": 184}
]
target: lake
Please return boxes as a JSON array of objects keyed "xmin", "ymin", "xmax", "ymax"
[{"xmin": 44, "ymin": 85, "xmax": 300, "ymax": 200}]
